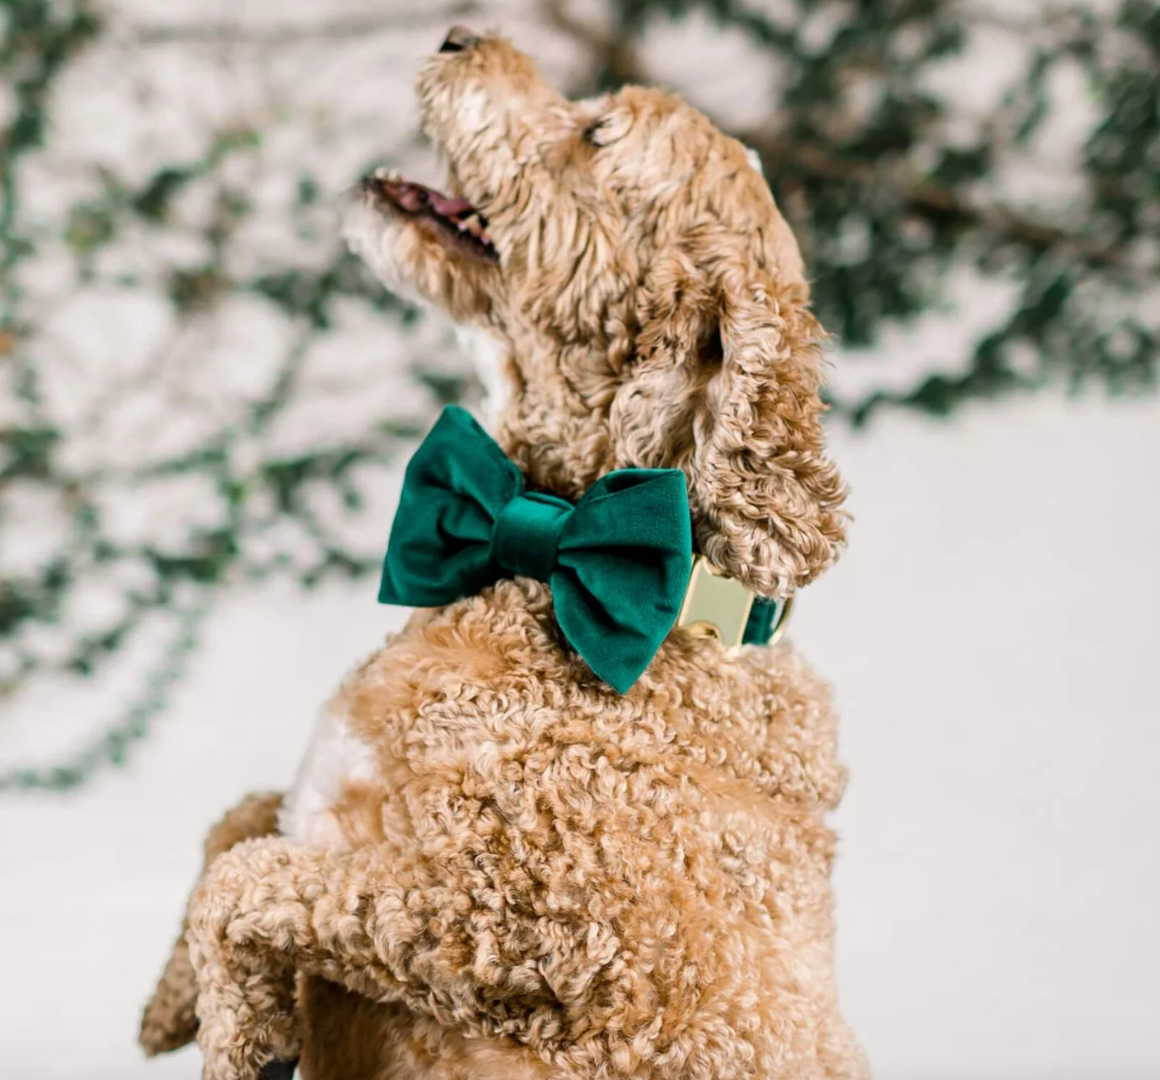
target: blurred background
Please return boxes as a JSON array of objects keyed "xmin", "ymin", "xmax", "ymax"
[{"xmin": 1, "ymin": 0, "xmax": 1157, "ymax": 1077}]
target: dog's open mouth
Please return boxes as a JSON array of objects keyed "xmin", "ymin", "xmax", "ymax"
[{"xmin": 360, "ymin": 171, "xmax": 498, "ymax": 262}]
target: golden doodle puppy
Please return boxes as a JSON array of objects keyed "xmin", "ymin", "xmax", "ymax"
[{"xmin": 140, "ymin": 27, "xmax": 865, "ymax": 1080}]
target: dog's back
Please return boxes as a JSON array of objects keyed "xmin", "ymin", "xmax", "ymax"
[{"xmin": 284, "ymin": 578, "xmax": 864, "ymax": 1080}]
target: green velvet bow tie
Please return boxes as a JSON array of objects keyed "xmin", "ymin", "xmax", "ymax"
[{"xmin": 378, "ymin": 405, "xmax": 693, "ymax": 693}]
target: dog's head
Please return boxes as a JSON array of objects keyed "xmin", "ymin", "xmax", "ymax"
[{"xmin": 345, "ymin": 29, "xmax": 846, "ymax": 597}]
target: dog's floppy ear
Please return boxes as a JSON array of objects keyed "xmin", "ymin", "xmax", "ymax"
[
  {"xmin": 610, "ymin": 255, "xmax": 847, "ymax": 598},
  {"xmin": 691, "ymin": 265, "xmax": 848, "ymax": 596}
]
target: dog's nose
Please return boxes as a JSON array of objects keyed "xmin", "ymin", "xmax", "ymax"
[{"xmin": 439, "ymin": 25, "xmax": 479, "ymax": 53}]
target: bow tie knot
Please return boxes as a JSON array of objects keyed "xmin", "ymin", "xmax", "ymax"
[
  {"xmin": 491, "ymin": 492, "xmax": 571, "ymax": 583},
  {"xmin": 378, "ymin": 406, "xmax": 693, "ymax": 693}
]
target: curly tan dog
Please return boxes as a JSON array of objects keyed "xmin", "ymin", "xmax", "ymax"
[{"xmin": 140, "ymin": 28, "xmax": 865, "ymax": 1080}]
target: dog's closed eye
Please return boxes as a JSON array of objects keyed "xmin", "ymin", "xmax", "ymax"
[
  {"xmin": 581, "ymin": 110, "xmax": 631, "ymax": 148},
  {"xmin": 580, "ymin": 118, "xmax": 606, "ymax": 146}
]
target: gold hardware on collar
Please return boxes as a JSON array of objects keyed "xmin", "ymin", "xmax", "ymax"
[
  {"xmin": 677, "ymin": 556, "xmax": 795, "ymax": 647},
  {"xmin": 677, "ymin": 556, "xmax": 756, "ymax": 647}
]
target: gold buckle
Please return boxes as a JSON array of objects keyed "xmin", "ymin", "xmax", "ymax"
[
  {"xmin": 677, "ymin": 556, "xmax": 795, "ymax": 647},
  {"xmin": 677, "ymin": 556, "xmax": 755, "ymax": 647}
]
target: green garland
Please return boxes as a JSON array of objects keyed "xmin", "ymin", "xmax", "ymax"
[
  {"xmin": 0, "ymin": 596, "xmax": 208, "ymax": 793},
  {"xmin": 559, "ymin": 0, "xmax": 1158, "ymax": 424},
  {"xmin": 1, "ymin": 0, "xmax": 1156, "ymax": 793}
]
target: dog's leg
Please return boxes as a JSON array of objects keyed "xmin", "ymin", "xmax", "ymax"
[
  {"xmin": 187, "ymin": 835, "xmax": 567, "ymax": 1080},
  {"xmin": 139, "ymin": 792, "xmax": 284, "ymax": 1056},
  {"xmin": 186, "ymin": 837, "xmax": 418, "ymax": 1080}
]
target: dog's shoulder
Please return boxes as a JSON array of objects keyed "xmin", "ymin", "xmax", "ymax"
[{"xmin": 282, "ymin": 579, "xmax": 844, "ymax": 852}]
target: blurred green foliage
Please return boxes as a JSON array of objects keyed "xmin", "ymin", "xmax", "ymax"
[
  {"xmin": 584, "ymin": 0, "xmax": 1158, "ymax": 423},
  {"xmin": 0, "ymin": 0, "xmax": 1156, "ymax": 791}
]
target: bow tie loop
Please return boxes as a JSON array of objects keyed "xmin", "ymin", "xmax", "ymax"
[{"xmin": 379, "ymin": 406, "xmax": 693, "ymax": 693}]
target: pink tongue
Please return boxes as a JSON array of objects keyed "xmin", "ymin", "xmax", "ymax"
[
  {"xmin": 390, "ymin": 181, "xmax": 475, "ymax": 219},
  {"xmin": 378, "ymin": 178, "xmax": 480, "ymax": 221},
  {"xmin": 426, "ymin": 190, "xmax": 475, "ymax": 218}
]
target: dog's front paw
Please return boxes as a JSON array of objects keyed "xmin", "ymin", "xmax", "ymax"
[
  {"xmin": 188, "ymin": 844, "xmax": 303, "ymax": 1080},
  {"xmin": 198, "ymin": 1032, "xmax": 300, "ymax": 1080},
  {"xmin": 193, "ymin": 980, "xmax": 300, "ymax": 1080}
]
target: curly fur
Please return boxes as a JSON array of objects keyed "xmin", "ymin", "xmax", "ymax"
[
  {"xmin": 140, "ymin": 31, "xmax": 863, "ymax": 1080},
  {"xmin": 140, "ymin": 792, "xmax": 283, "ymax": 1057}
]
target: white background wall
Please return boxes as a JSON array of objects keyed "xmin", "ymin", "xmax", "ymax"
[
  {"xmin": 1, "ymin": 0, "xmax": 1158, "ymax": 1074},
  {"xmin": 2, "ymin": 393, "xmax": 1157, "ymax": 1080}
]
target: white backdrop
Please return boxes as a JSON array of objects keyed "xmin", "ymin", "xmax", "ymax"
[
  {"xmin": 2, "ymin": 392, "xmax": 1158, "ymax": 1080},
  {"xmin": 1, "ymin": 0, "xmax": 1158, "ymax": 1074}
]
